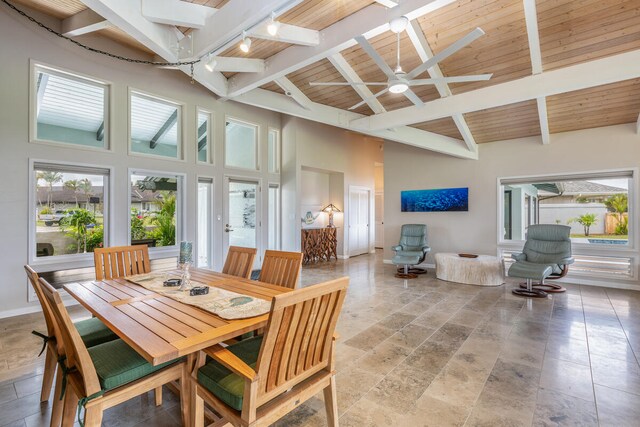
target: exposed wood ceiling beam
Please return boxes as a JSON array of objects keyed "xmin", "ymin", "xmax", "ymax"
[
  {"xmin": 150, "ymin": 110, "xmax": 177, "ymax": 149},
  {"xmin": 236, "ymin": 88, "xmax": 477, "ymax": 160},
  {"xmin": 96, "ymin": 122, "xmax": 105, "ymax": 141},
  {"xmin": 523, "ymin": 0, "xmax": 548, "ymax": 145},
  {"xmin": 79, "ymin": 0, "xmax": 228, "ymax": 96},
  {"xmin": 205, "ymin": 57, "xmax": 265, "ymax": 73},
  {"xmin": 328, "ymin": 53, "xmax": 386, "ymax": 114},
  {"xmin": 350, "ymin": 49, "xmax": 640, "ymax": 131},
  {"xmin": 523, "ymin": 0, "xmax": 543, "ymax": 75},
  {"xmin": 250, "ymin": 22, "xmax": 319, "ymax": 46},
  {"xmin": 197, "ymin": 121, "xmax": 207, "ymax": 151},
  {"xmin": 406, "ymin": 20, "xmax": 477, "ymax": 151},
  {"xmin": 62, "ymin": 9, "xmax": 110, "ymax": 37},
  {"xmin": 374, "ymin": 0, "xmax": 399, "ymax": 7},
  {"xmin": 274, "ymin": 77, "xmax": 312, "ymax": 110},
  {"xmin": 226, "ymin": 0, "xmax": 458, "ymax": 97},
  {"xmin": 35, "ymin": 73, "xmax": 48, "ymax": 116},
  {"xmin": 191, "ymin": 0, "xmax": 302, "ymax": 57},
  {"xmin": 536, "ymin": 97, "xmax": 550, "ymax": 145},
  {"xmin": 141, "ymin": 0, "xmax": 216, "ymax": 29}
]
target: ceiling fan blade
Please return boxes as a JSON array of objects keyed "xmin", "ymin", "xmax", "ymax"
[
  {"xmin": 407, "ymin": 27, "xmax": 485, "ymax": 80},
  {"xmin": 403, "ymin": 89, "xmax": 423, "ymax": 107},
  {"xmin": 348, "ymin": 88, "xmax": 389, "ymax": 111},
  {"xmin": 309, "ymin": 81, "xmax": 388, "ymax": 86},
  {"xmin": 355, "ymin": 36, "xmax": 397, "ymax": 80},
  {"xmin": 407, "ymin": 74, "xmax": 493, "ymax": 85}
]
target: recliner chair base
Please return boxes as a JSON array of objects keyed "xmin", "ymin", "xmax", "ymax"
[
  {"xmin": 397, "ymin": 266, "xmax": 427, "ymax": 275},
  {"xmin": 519, "ymin": 281, "xmax": 566, "ymax": 293},
  {"xmin": 512, "ymin": 279, "xmax": 548, "ymax": 298}
]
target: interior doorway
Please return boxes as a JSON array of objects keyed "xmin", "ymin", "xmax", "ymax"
[{"xmin": 349, "ymin": 186, "xmax": 371, "ymax": 257}]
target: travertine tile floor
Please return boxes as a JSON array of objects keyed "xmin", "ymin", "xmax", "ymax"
[{"xmin": 2, "ymin": 251, "xmax": 640, "ymax": 426}]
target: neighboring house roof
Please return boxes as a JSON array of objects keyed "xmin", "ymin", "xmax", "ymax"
[
  {"xmin": 558, "ymin": 181, "xmax": 626, "ymax": 196},
  {"xmin": 37, "ymin": 186, "xmax": 160, "ymax": 204}
]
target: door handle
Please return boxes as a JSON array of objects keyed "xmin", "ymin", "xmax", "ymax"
[{"xmin": 225, "ymin": 224, "xmax": 234, "ymax": 232}]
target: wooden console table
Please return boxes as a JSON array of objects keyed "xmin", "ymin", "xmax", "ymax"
[{"xmin": 301, "ymin": 227, "xmax": 338, "ymax": 264}]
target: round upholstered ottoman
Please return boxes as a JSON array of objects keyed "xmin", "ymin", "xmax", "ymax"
[{"xmin": 435, "ymin": 253, "xmax": 504, "ymax": 286}]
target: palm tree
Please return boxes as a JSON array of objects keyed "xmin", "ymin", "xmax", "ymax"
[
  {"xmin": 64, "ymin": 179, "xmax": 80, "ymax": 207},
  {"xmin": 569, "ymin": 213, "xmax": 598, "ymax": 237},
  {"xmin": 61, "ymin": 209, "xmax": 96, "ymax": 253},
  {"xmin": 37, "ymin": 171, "xmax": 63, "ymax": 207},
  {"xmin": 78, "ymin": 179, "xmax": 93, "ymax": 209},
  {"xmin": 604, "ymin": 193, "xmax": 628, "ymax": 224}
]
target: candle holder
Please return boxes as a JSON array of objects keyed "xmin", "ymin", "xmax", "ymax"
[{"xmin": 178, "ymin": 241, "xmax": 193, "ymax": 291}]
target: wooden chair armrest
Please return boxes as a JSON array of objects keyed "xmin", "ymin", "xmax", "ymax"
[{"xmin": 203, "ymin": 345, "xmax": 258, "ymax": 382}]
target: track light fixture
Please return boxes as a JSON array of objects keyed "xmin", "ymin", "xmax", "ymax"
[
  {"xmin": 267, "ymin": 11, "xmax": 280, "ymax": 36},
  {"xmin": 239, "ymin": 31, "xmax": 252, "ymax": 53}
]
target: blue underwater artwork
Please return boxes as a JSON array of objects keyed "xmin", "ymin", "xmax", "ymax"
[{"xmin": 401, "ymin": 187, "xmax": 469, "ymax": 212}]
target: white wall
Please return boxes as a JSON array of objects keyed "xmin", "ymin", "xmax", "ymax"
[
  {"xmin": 281, "ymin": 117, "xmax": 383, "ymax": 257},
  {"xmin": 384, "ymin": 123, "xmax": 640, "ymax": 287},
  {"xmin": 0, "ymin": 7, "xmax": 281, "ymax": 317}
]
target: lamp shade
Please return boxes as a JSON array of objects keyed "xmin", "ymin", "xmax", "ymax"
[{"xmin": 322, "ymin": 203, "xmax": 341, "ymax": 213}]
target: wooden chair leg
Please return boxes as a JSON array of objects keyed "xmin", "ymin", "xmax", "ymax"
[
  {"xmin": 61, "ymin": 387, "xmax": 78, "ymax": 427},
  {"xmin": 83, "ymin": 406, "xmax": 103, "ymax": 427},
  {"xmin": 154, "ymin": 386, "xmax": 163, "ymax": 406},
  {"xmin": 180, "ymin": 365, "xmax": 191, "ymax": 427},
  {"xmin": 41, "ymin": 347, "xmax": 56, "ymax": 402},
  {"xmin": 323, "ymin": 376, "xmax": 339, "ymax": 427},
  {"xmin": 193, "ymin": 392, "xmax": 205, "ymax": 427},
  {"xmin": 50, "ymin": 368, "xmax": 64, "ymax": 427}
]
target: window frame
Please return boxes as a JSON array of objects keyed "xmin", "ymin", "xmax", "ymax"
[
  {"xmin": 268, "ymin": 182, "xmax": 281, "ymax": 250},
  {"xmin": 128, "ymin": 88, "xmax": 185, "ymax": 162},
  {"xmin": 196, "ymin": 107, "xmax": 214, "ymax": 165},
  {"xmin": 267, "ymin": 128, "xmax": 281, "ymax": 174},
  {"xmin": 28, "ymin": 158, "xmax": 113, "ymax": 268},
  {"xmin": 224, "ymin": 116, "xmax": 260, "ymax": 171},
  {"xmin": 127, "ymin": 168, "xmax": 186, "ymax": 256},
  {"xmin": 196, "ymin": 176, "xmax": 215, "ymax": 269},
  {"xmin": 29, "ymin": 61, "xmax": 112, "ymax": 152},
  {"xmin": 497, "ymin": 168, "xmax": 638, "ymax": 253}
]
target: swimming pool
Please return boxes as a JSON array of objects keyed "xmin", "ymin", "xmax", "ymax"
[{"xmin": 587, "ymin": 239, "xmax": 628, "ymax": 245}]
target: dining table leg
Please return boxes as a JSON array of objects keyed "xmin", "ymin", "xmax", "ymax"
[{"xmin": 186, "ymin": 352, "xmax": 201, "ymax": 427}]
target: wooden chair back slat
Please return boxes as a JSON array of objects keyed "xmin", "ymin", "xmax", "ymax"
[
  {"xmin": 37, "ymin": 277, "xmax": 102, "ymax": 397},
  {"xmin": 222, "ymin": 246, "xmax": 257, "ymax": 279},
  {"xmin": 258, "ymin": 250, "xmax": 303, "ymax": 289},
  {"xmin": 254, "ymin": 277, "xmax": 348, "ymax": 405},
  {"xmin": 24, "ymin": 265, "xmax": 64, "ymax": 354},
  {"xmin": 94, "ymin": 245, "xmax": 151, "ymax": 281}
]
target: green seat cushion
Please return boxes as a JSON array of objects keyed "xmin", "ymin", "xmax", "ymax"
[
  {"xmin": 74, "ymin": 317, "xmax": 119, "ymax": 348},
  {"xmin": 88, "ymin": 339, "xmax": 179, "ymax": 391},
  {"xmin": 198, "ymin": 336, "xmax": 263, "ymax": 411}
]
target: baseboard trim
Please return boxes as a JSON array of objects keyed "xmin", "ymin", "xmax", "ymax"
[
  {"xmin": 0, "ymin": 292, "xmax": 80, "ymax": 319},
  {"xmin": 337, "ymin": 255, "xmax": 349, "ymax": 260}
]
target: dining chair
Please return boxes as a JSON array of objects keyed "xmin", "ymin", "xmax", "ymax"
[
  {"xmin": 193, "ymin": 276, "xmax": 349, "ymax": 427},
  {"xmin": 24, "ymin": 266, "xmax": 119, "ymax": 426},
  {"xmin": 258, "ymin": 250, "xmax": 304, "ymax": 289},
  {"xmin": 93, "ymin": 244, "xmax": 151, "ymax": 281},
  {"xmin": 222, "ymin": 246, "xmax": 257, "ymax": 279},
  {"xmin": 37, "ymin": 277, "xmax": 189, "ymax": 427}
]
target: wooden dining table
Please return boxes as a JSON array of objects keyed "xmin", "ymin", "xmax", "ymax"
[{"xmin": 64, "ymin": 268, "xmax": 292, "ymax": 426}]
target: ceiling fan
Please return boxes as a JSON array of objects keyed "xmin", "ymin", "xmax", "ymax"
[{"xmin": 309, "ymin": 17, "xmax": 492, "ymax": 111}]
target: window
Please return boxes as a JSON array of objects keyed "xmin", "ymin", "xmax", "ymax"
[
  {"xmin": 32, "ymin": 162, "xmax": 109, "ymax": 260},
  {"xmin": 225, "ymin": 119, "xmax": 258, "ymax": 170},
  {"xmin": 129, "ymin": 171, "xmax": 182, "ymax": 247},
  {"xmin": 197, "ymin": 178, "xmax": 213, "ymax": 268},
  {"xmin": 130, "ymin": 91, "xmax": 182, "ymax": 160},
  {"xmin": 500, "ymin": 171, "xmax": 633, "ymax": 246},
  {"xmin": 268, "ymin": 129, "xmax": 280, "ymax": 173},
  {"xmin": 197, "ymin": 109, "xmax": 213, "ymax": 164},
  {"xmin": 32, "ymin": 64, "xmax": 109, "ymax": 150},
  {"xmin": 268, "ymin": 184, "xmax": 281, "ymax": 250}
]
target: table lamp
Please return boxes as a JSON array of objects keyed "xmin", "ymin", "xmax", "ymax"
[{"xmin": 322, "ymin": 203, "xmax": 341, "ymax": 228}]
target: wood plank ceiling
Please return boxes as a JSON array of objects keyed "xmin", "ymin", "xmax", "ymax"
[{"xmin": 8, "ymin": 0, "xmax": 640, "ymax": 145}]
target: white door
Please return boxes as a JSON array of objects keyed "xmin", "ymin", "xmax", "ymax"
[
  {"xmin": 349, "ymin": 188, "xmax": 370, "ymax": 257},
  {"xmin": 223, "ymin": 178, "xmax": 261, "ymax": 267},
  {"xmin": 375, "ymin": 192, "xmax": 384, "ymax": 248}
]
